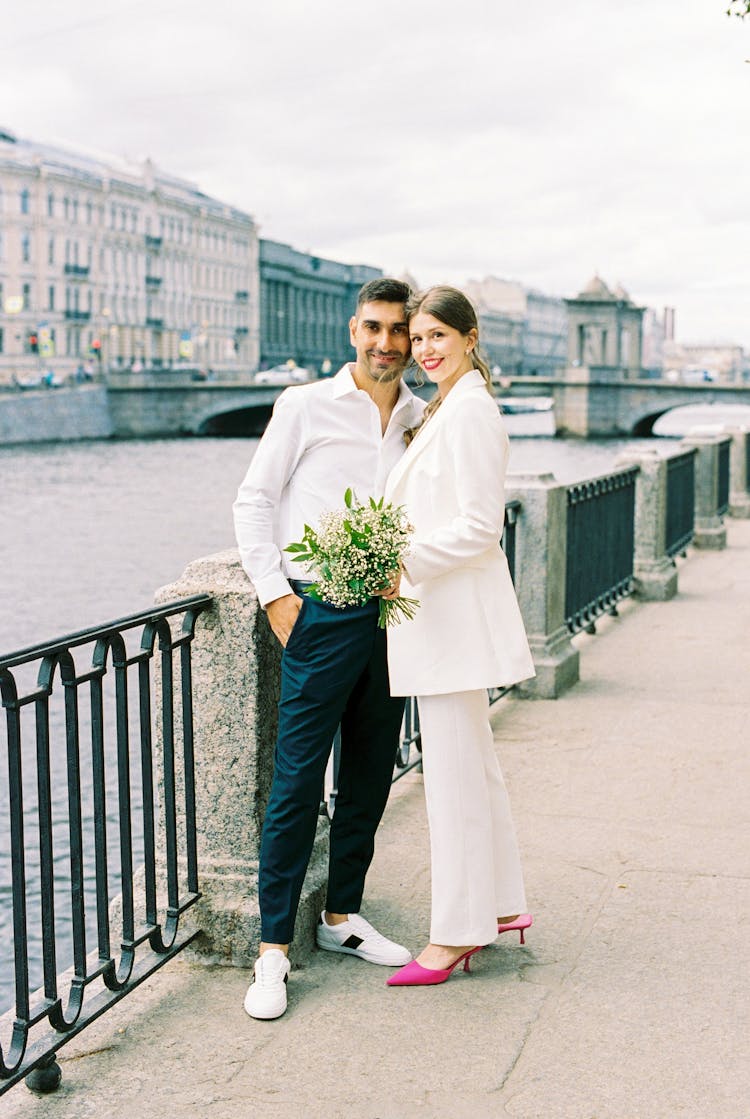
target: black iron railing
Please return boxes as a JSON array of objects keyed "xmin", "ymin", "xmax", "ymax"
[
  {"xmin": 565, "ymin": 469, "xmax": 638, "ymax": 635},
  {"xmin": 0, "ymin": 596, "xmax": 210, "ymax": 1095},
  {"xmin": 665, "ymin": 450, "xmax": 696, "ymax": 557},
  {"xmin": 502, "ymin": 500, "xmax": 521, "ymax": 586},
  {"xmin": 717, "ymin": 440, "xmax": 730, "ymax": 517}
]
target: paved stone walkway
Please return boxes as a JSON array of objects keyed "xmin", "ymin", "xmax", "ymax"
[{"xmin": 4, "ymin": 520, "xmax": 750, "ymax": 1119}]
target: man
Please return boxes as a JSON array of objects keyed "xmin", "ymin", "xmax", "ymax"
[{"xmin": 233, "ymin": 277, "xmax": 424, "ymax": 1020}]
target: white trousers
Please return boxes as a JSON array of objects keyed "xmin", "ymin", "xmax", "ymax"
[{"xmin": 417, "ymin": 689, "xmax": 527, "ymax": 946}]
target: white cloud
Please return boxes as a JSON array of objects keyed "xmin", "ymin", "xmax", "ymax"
[{"xmin": 1, "ymin": 0, "xmax": 749, "ymax": 344}]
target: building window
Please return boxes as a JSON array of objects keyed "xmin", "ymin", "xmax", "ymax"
[
  {"xmin": 0, "ymin": 327, "xmax": 3, "ymax": 354},
  {"xmin": 48, "ymin": 285, "xmax": 55, "ymax": 311},
  {"xmin": 21, "ymin": 232, "xmax": 31, "ymax": 263},
  {"xmin": 48, "ymin": 192, "xmax": 55, "ymax": 217},
  {"xmin": 20, "ymin": 188, "xmax": 30, "ymax": 214},
  {"xmin": 64, "ymin": 197, "xmax": 70, "ymax": 220},
  {"xmin": 48, "ymin": 236, "xmax": 55, "ymax": 264},
  {"xmin": 86, "ymin": 200, "xmax": 93, "ymax": 225},
  {"xmin": 22, "ymin": 283, "xmax": 31, "ymax": 311},
  {"xmin": 72, "ymin": 198, "xmax": 79, "ymax": 223}
]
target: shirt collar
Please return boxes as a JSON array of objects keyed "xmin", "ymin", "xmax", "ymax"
[
  {"xmin": 332, "ymin": 363, "xmax": 419, "ymax": 418},
  {"xmin": 331, "ymin": 364, "xmax": 360, "ymax": 398}
]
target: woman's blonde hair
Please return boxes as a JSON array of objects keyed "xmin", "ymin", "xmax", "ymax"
[{"xmin": 404, "ymin": 285, "xmax": 493, "ymax": 445}]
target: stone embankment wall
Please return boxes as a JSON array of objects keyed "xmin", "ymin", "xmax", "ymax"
[{"xmin": 0, "ymin": 385, "xmax": 113, "ymax": 445}]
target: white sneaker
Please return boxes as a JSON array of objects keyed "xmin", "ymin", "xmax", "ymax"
[
  {"xmin": 243, "ymin": 949, "xmax": 291, "ymax": 1020},
  {"xmin": 316, "ymin": 912, "xmax": 412, "ymax": 966}
]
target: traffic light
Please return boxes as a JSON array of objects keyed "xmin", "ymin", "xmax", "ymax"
[
  {"xmin": 91, "ymin": 338, "xmax": 102, "ymax": 361},
  {"xmin": 28, "ymin": 333, "xmax": 38, "ymax": 353}
]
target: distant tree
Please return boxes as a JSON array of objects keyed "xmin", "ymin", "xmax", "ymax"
[{"xmin": 726, "ymin": 0, "xmax": 750, "ymax": 16}]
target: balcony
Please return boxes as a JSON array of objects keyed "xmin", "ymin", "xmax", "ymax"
[
  {"xmin": 145, "ymin": 275, "xmax": 163, "ymax": 289},
  {"xmin": 64, "ymin": 264, "xmax": 90, "ymax": 278},
  {"xmin": 235, "ymin": 290, "xmax": 249, "ymax": 302},
  {"xmin": 64, "ymin": 309, "xmax": 92, "ymax": 321},
  {"xmin": 145, "ymin": 234, "xmax": 163, "ymax": 251},
  {"xmin": 146, "ymin": 317, "xmax": 164, "ymax": 329},
  {"xmin": 235, "ymin": 326, "xmax": 249, "ymax": 336}
]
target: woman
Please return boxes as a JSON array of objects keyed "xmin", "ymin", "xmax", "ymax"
[{"xmin": 382, "ymin": 286, "xmax": 535, "ymax": 987}]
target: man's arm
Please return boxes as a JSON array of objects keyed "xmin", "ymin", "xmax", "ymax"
[{"xmin": 232, "ymin": 390, "xmax": 307, "ymax": 610}]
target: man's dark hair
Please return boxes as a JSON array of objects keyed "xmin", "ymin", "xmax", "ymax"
[{"xmin": 356, "ymin": 277, "xmax": 412, "ymax": 312}]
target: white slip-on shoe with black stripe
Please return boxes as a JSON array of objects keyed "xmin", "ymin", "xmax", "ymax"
[
  {"xmin": 316, "ymin": 911, "xmax": 412, "ymax": 966},
  {"xmin": 243, "ymin": 949, "xmax": 291, "ymax": 1019}
]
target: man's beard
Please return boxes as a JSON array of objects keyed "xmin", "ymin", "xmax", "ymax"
[{"xmin": 366, "ymin": 352, "xmax": 407, "ymax": 383}]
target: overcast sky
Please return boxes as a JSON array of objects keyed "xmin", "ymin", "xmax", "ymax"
[{"xmin": 2, "ymin": 0, "xmax": 748, "ymax": 346}]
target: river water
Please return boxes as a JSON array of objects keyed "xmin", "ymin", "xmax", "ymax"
[
  {"xmin": 0, "ymin": 418, "xmax": 665, "ymax": 653},
  {"xmin": 0, "ymin": 400, "xmax": 743, "ymax": 1014}
]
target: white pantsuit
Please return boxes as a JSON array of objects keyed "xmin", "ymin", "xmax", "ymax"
[
  {"xmin": 417, "ymin": 690, "xmax": 527, "ymax": 946},
  {"xmin": 385, "ymin": 370, "xmax": 535, "ymax": 946}
]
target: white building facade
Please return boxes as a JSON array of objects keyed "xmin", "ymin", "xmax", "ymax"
[
  {"xmin": 0, "ymin": 127, "xmax": 258, "ymax": 382},
  {"xmin": 464, "ymin": 276, "xmax": 567, "ymax": 377}
]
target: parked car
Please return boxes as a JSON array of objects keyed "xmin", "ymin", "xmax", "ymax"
[{"xmin": 255, "ymin": 364, "xmax": 311, "ymax": 385}]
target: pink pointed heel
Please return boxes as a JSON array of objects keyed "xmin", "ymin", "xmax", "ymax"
[
  {"xmin": 497, "ymin": 913, "xmax": 533, "ymax": 944},
  {"xmin": 386, "ymin": 946, "xmax": 482, "ymax": 987}
]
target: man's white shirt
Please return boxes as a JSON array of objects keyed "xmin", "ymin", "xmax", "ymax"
[{"xmin": 233, "ymin": 364, "xmax": 424, "ymax": 607}]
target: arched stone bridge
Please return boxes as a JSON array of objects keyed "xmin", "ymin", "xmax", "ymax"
[
  {"xmin": 105, "ymin": 375, "xmax": 434, "ymax": 438},
  {"xmin": 105, "ymin": 371, "xmax": 750, "ymax": 439},
  {"xmin": 502, "ymin": 373, "xmax": 750, "ymax": 436}
]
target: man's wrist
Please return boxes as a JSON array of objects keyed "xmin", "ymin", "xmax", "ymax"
[{"xmin": 255, "ymin": 573, "xmax": 294, "ymax": 609}]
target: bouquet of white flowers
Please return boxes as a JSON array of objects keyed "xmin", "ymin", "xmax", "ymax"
[{"xmin": 284, "ymin": 488, "xmax": 420, "ymax": 628}]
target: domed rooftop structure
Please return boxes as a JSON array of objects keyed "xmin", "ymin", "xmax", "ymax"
[{"xmin": 577, "ymin": 274, "xmax": 615, "ymax": 300}]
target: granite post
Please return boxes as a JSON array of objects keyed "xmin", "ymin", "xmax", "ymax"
[
  {"xmin": 504, "ymin": 473, "xmax": 579, "ymax": 698},
  {"xmin": 154, "ymin": 549, "xmax": 328, "ymax": 966},
  {"xmin": 614, "ymin": 449, "xmax": 677, "ymax": 600},
  {"xmin": 679, "ymin": 434, "xmax": 728, "ymax": 550},
  {"xmin": 726, "ymin": 427, "xmax": 750, "ymax": 518}
]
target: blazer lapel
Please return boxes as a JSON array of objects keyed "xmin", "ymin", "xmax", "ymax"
[
  {"xmin": 386, "ymin": 399, "xmax": 447, "ymax": 499},
  {"xmin": 387, "ymin": 371, "xmax": 487, "ymax": 499}
]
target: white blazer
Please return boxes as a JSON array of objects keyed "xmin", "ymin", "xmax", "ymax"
[{"xmin": 385, "ymin": 370, "xmax": 535, "ymax": 697}]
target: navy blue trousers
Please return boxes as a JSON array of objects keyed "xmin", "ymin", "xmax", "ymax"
[{"xmin": 258, "ymin": 592, "xmax": 405, "ymax": 945}]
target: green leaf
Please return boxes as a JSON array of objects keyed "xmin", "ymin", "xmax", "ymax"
[
  {"xmin": 284, "ymin": 542, "xmax": 309, "ymax": 553},
  {"xmin": 344, "ymin": 488, "xmax": 354, "ymax": 509}
]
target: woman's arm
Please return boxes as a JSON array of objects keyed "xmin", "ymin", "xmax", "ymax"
[{"xmin": 403, "ymin": 397, "xmax": 509, "ymax": 586}]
